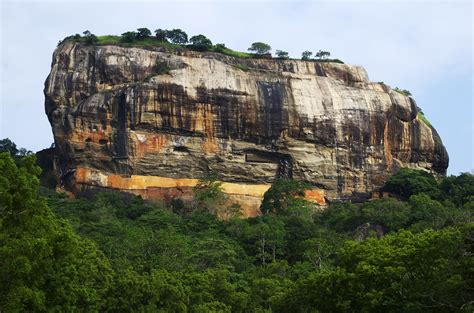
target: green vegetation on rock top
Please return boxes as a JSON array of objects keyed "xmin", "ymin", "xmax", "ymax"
[
  {"xmin": 63, "ymin": 34, "xmax": 254, "ymax": 58},
  {"xmin": 393, "ymin": 86, "xmax": 412, "ymax": 96},
  {"xmin": 59, "ymin": 28, "xmax": 344, "ymax": 63}
]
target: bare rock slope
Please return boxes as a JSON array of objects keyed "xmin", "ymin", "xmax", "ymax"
[{"xmin": 44, "ymin": 42, "xmax": 448, "ymax": 216}]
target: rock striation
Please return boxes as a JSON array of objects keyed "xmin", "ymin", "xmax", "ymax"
[{"xmin": 44, "ymin": 41, "xmax": 448, "ymax": 216}]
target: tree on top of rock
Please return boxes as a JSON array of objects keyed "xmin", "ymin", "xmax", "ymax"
[
  {"xmin": 166, "ymin": 29, "xmax": 188, "ymax": 45},
  {"xmin": 120, "ymin": 31, "xmax": 136, "ymax": 43},
  {"xmin": 136, "ymin": 28, "xmax": 152, "ymax": 40},
  {"xmin": 248, "ymin": 42, "xmax": 271, "ymax": 55},
  {"xmin": 154, "ymin": 29, "xmax": 168, "ymax": 42},
  {"xmin": 189, "ymin": 34, "xmax": 213, "ymax": 51},
  {"xmin": 301, "ymin": 51, "xmax": 313, "ymax": 60},
  {"xmin": 275, "ymin": 50, "xmax": 289, "ymax": 59},
  {"xmin": 315, "ymin": 50, "xmax": 331, "ymax": 60},
  {"xmin": 82, "ymin": 30, "xmax": 98, "ymax": 45}
]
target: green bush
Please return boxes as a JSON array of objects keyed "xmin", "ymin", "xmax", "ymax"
[
  {"xmin": 120, "ymin": 31, "xmax": 136, "ymax": 43},
  {"xmin": 393, "ymin": 87, "xmax": 412, "ymax": 96},
  {"xmin": 82, "ymin": 30, "xmax": 98, "ymax": 45},
  {"xmin": 318, "ymin": 202, "xmax": 363, "ymax": 232},
  {"xmin": 260, "ymin": 179, "xmax": 311, "ymax": 216},
  {"xmin": 383, "ymin": 168, "xmax": 440, "ymax": 199},
  {"xmin": 193, "ymin": 173, "xmax": 226, "ymax": 213}
]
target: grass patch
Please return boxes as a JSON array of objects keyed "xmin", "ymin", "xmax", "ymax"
[
  {"xmin": 120, "ymin": 37, "xmax": 181, "ymax": 50},
  {"xmin": 316, "ymin": 58, "xmax": 345, "ymax": 64},
  {"xmin": 96, "ymin": 35, "xmax": 121, "ymax": 45},
  {"xmin": 417, "ymin": 112, "xmax": 431, "ymax": 127},
  {"xmin": 63, "ymin": 35, "xmax": 182, "ymax": 51},
  {"xmin": 63, "ymin": 35, "xmax": 255, "ymax": 58},
  {"xmin": 212, "ymin": 46, "xmax": 253, "ymax": 58}
]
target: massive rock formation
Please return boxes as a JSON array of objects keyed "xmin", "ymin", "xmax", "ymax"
[{"xmin": 44, "ymin": 41, "xmax": 448, "ymax": 216}]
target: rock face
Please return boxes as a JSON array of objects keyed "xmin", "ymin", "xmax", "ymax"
[{"xmin": 44, "ymin": 41, "xmax": 448, "ymax": 216}]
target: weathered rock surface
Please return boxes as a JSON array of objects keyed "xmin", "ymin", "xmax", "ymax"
[{"xmin": 44, "ymin": 41, "xmax": 448, "ymax": 215}]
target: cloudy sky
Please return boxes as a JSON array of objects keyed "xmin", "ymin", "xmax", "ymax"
[{"xmin": 1, "ymin": 0, "xmax": 472, "ymax": 174}]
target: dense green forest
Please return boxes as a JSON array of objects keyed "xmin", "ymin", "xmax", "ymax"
[{"xmin": 0, "ymin": 147, "xmax": 473, "ymax": 312}]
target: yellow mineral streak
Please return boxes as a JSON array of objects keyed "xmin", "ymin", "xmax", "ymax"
[
  {"xmin": 202, "ymin": 138, "xmax": 219, "ymax": 154},
  {"xmin": 75, "ymin": 167, "xmax": 325, "ymax": 204},
  {"xmin": 108, "ymin": 175, "xmax": 199, "ymax": 190},
  {"xmin": 147, "ymin": 89, "xmax": 155, "ymax": 112},
  {"xmin": 193, "ymin": 103, "xmax": 206, "ymax": 132},
  {"xmin": 96, "ymin": 82, "xmax": 114, "ymax": 91},
  {"xmin": 383, "ymin": 120, "xmax": 393, "ymax": 169},
  {"xmin": 220, "ymin": 182, "xmax": 271, "ymax": 197}
]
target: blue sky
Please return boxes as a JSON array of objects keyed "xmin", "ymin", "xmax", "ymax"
[{"xmin": 0, "ymin": 0, "xmax": 472, "ymax": 175}]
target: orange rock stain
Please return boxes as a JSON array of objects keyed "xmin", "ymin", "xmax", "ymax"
[
  {"xmin": 135, "ymin": 133, "xmax": 168, "ymax": 157},
  {"xmin": 383, "ymin": 120, "xmax": 393, "ymax": 169},
  {"xmin": 303, "ymin": 189, "xmax": 326, "ymax": 205}
]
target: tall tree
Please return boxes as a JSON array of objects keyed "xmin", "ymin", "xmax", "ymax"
[
  {"xmin": 193, "ymin": 173, "xmax": 226, "ymax": 213},
  {"xmin": 154, "ymin": 28, "xmax": 168, "ymax": 42},
  {"xmin": 120, "ymin": 31, "xmax": 136, "ymax": 43},
  {"xmin": 301, "ymin": 50, "xmax": 313, "ymax": 60},
  {"xmin": 0, "ymin": 153, "xmax": 112, "ymax": 311},
  {"xmin": 189, "ymin": 34, "xmax": 213, "ymax": 51},
  {"xmin": 383, "ymin": 168, "xmax": 440, "ymax": 199},
  {"xmin": 440, "ymin": 173, "xmax": 474, "ymax": 207},
  {"xmin": 166, "ymin": 29, "xmax": 188, "ymax": 45},
  {"xmin": 275, "ymin": 225, "xmax": 474, "ymax": 312},
  {"xmin": 275, "ymin": 50, "xmax": 289, "ymax": 59},
  {"xmin": 135, "ymin": 28, "xmax": 151, "ymax": 40},
  {"xmin": 315, "ymin": 50, "xmax": 331, "ymax": 60},
  {"xmin": 106, "ymin": 269, "xmax": 189, "ymax": 312},
  {"xmin": 0, "ymin": 138, "xmax": 18, "ymax": 156},
  {"xmin": 260, "ymin": 179, "xmax": 310, "ymax": 215},
  {"xmin": 82, "ymin": 30, "xmax": 98, "ymax": 45},
  {"xmin": 248, "ymin": 42, "xmax": 271, "ymax": 55},
  {"xmin": 245, "ymin": 216, "xmax": 285, "ymax": 265}
]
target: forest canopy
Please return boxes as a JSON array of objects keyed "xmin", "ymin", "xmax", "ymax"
[{"xmin": 0, "ymin": 146, "xmax": 472, "ymax": 312}]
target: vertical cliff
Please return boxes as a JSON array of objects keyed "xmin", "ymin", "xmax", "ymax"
[{"xmin": 44, "ymin": 41, "xmax": 448, "ymax": 215}]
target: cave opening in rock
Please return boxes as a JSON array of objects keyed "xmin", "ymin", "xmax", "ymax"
[
  {"xmin": 245, "ymin": 150, "xmax": 293, "ymax": 179},
  {"xmin": 173, "ymin": 146, "xmax": 190, "ymax": 153}
]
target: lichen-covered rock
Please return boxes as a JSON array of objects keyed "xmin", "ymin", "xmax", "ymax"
[{"xmin": 44, "ymin": 42, "xmax": 448, "ymax": 215}]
